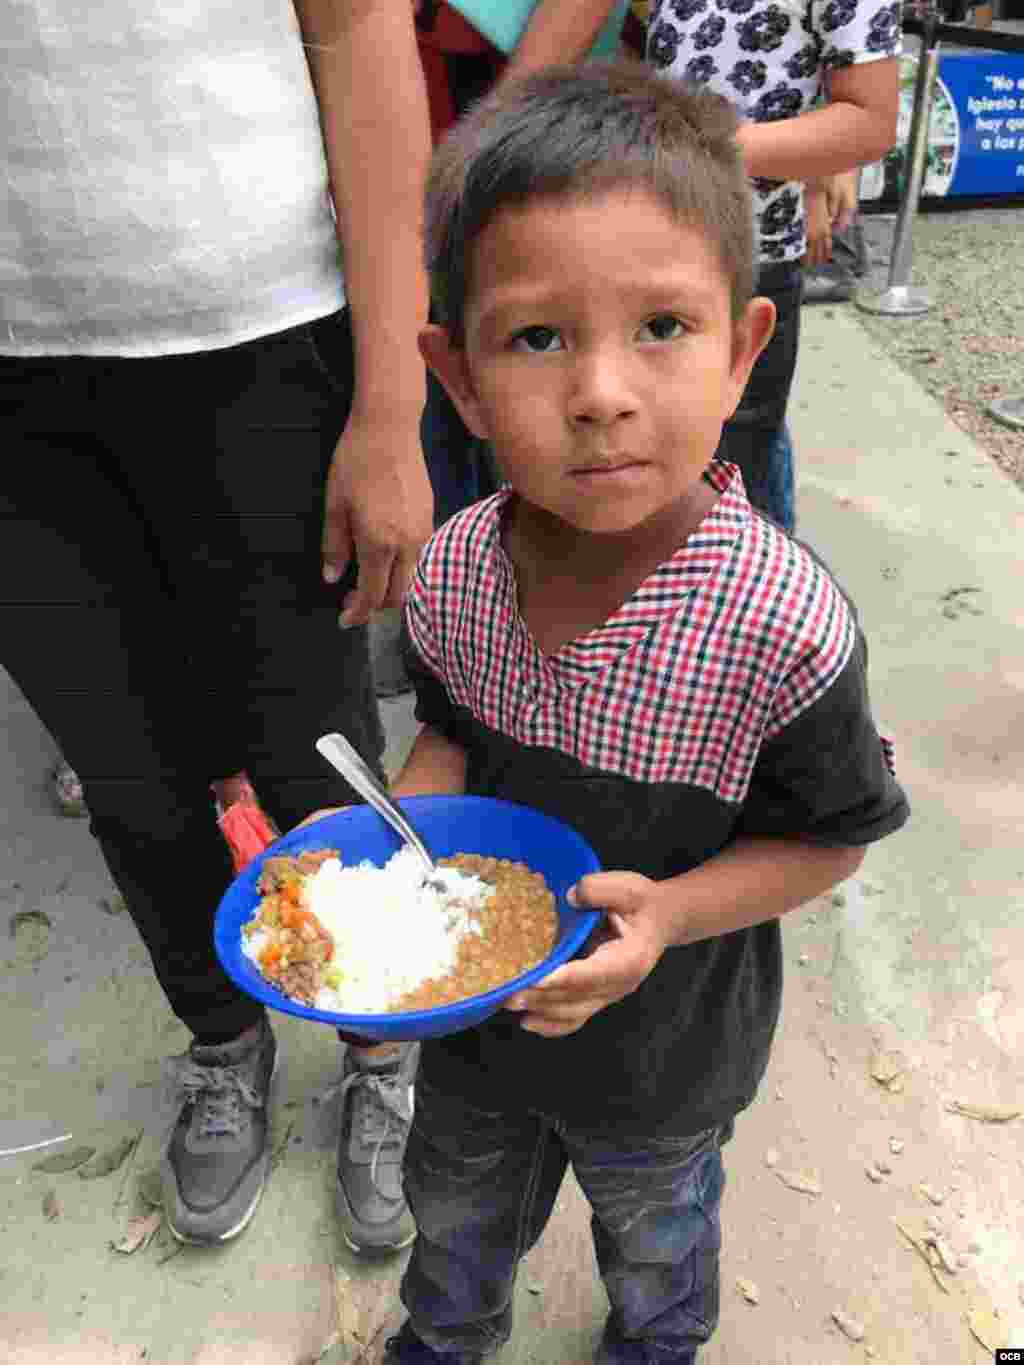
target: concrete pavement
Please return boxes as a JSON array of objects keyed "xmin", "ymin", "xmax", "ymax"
[{"xmin": 2, "ymin": 301, "xmax": 1022, "ymax": 1364}]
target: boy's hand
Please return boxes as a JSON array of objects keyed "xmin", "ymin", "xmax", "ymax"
[{"xmin": 503, "ymin": 873, "xmax": 670, "ymax": 1037}]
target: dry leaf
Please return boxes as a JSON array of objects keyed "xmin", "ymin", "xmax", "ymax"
[
  {"xmin": 78, "ymin": 1133, "xmax": 139, "ymax": 1180},
  {"xmin": 894, "ymin": 1218, "xmax": 951, "ymax": 1294},
  {"xmin": 42, "ymin": 1189, "xmax": 60, "ymax": 1221},
  {"xmin": 946, "ymin": 1100, "xmax": 1021, "ymax": 1124},
  {"xmin": 925, "ymin": 1235, "xmax": 958, "ymax": 1275},
  {"xmin": 918, "ymin": 1183, "xmax": 944, "ymax": 1206},
  {"xmin": 966, "ymin": 1302, "xmax": 1003, "ymax": 1352},
  {"xmin": 9, "ymin": 909, "xmax": 53, "ymax": 936},
  {"xmin": 736, "ymin": 1277, "xmax": 760, "ymax": 1304},
  {"xmin": 33, "ymin": 1145, "xmax": 95, "ymax": 1174},
  {"xmin": 111, "ymin": 1209, "xmax": 162, "ymax": 1255},
  {"xmin": 136, "ymin": 1166, "xmax": 164, "ymax": 1209},
  {"xmin": 870, "ymin": 1051, "xmax": 904, "ymax": 1085},
  {"xmin": 333, "ymin": 1266, "xmax": 364, "ymax": 1348},
  {"xmin": 831, "ymin": 1309, "xmax": 865, "ymax": 1342},
  {"xmin": 776, "ymin": 1168, "xmax": 822, "ymax": 1197}
]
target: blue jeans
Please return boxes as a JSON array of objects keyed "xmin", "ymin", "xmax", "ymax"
[
  {"xmin": 717, "ymin": 262, "xmax": 801, "ymax": 533},
  {"xmin": 421, "ymin": 368, "xmax": 500, "ymax": 528},
  {"xmin": 765, "ymin": 423, "xmax": 795, "ymax": 535},
  {"xmin": 395, "ymin": 1078, "xmax": 730, "ymax": 1364}
]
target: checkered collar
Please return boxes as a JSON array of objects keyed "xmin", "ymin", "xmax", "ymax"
[{"xmin": 483, "ymin": 460, "xmax": 752, "ymax": 681}]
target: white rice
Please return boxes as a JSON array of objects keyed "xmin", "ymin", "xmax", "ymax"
[{"xmin": 242, "ymin": 846, "xmax": 493, "ymax": 1013}]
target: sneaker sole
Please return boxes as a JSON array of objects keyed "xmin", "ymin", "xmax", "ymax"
[
  {"xmin": 335, "ymin": 1179, "xmax": 416, "ymax": 1255},
  {"xmin": 166, "ymin": 1177, "xmax": 267, "ymax": 1245},
  {"xmin": 164, "ymin": 1046, "xmax": 281, "ymax": 1247}
]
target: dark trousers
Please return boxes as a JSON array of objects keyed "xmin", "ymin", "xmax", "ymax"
[
  {"xmin": 398, "ymin": 1078, "xmax": 729, "ymax": 1364},
  {"xmin": 717, "ymin": 262, "xmax": 802, "ymax": 532},
  {"xmin": 0, "ymin": 312, "xmax": 386, "ymax": 1041}
]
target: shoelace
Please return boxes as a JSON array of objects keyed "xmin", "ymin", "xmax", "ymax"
[
  {"xmin": 335, "ymin": 1068, "xmax": 411, "ymax": 1194},
  {"xmin": 176, "ymin": 1061, "xmax": 262, "ymax": 1141}
]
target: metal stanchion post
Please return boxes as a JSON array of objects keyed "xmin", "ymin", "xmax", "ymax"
[{"xmin": 857, "ymin": 6, "xmax": 940, "ymax": 316}]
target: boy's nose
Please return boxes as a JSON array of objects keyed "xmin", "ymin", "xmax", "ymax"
[{"xmin": 567, "ymin": 349, "xmax": 638, "ymax": 426}]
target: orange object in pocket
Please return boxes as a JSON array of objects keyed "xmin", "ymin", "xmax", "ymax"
[{"xmin": 214, "ymin": 775, "xmax": 280, "ymax": 874}]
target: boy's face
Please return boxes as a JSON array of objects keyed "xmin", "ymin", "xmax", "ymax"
[{"xmin": 421, "ymin": 187, "xmax": 774, "ymax": 539}]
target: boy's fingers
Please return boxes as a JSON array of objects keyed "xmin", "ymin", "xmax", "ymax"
[
  {"xmin": 568, "ymin": 871, "xmax": 652, "ymax": 914},
  {"xmin": 506, "ymin": 950, "xmax": 633, "ymax": 1012}
]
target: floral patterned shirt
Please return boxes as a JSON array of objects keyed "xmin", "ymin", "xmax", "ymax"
[{"xmin": 647, "ymin": 0, "xmax": 902, "ymax": 263}]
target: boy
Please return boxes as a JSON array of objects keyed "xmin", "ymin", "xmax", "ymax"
[{"xmin": 383, "ymin": 62, "xmax": 908, "ymax": 1363}]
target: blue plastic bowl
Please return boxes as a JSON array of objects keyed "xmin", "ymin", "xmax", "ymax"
[{"xmin": 214, "ymin": 795, "xmax": 602, "ymax": 1041}]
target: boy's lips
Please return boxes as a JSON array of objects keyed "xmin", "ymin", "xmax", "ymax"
[{"xmin": 569, "ymin": 459, "xmax": 650, "ymax": 482}]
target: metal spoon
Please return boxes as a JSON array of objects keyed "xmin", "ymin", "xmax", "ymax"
[{"xmin": 314, "ymin": 732, "xmax": 448, "ymax": 892}]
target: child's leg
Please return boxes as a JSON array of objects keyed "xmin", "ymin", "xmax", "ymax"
[
  {"xmin": 568, "ymin": 1123, "xmax": 730, "ymax": 1365},
  {"xmin": 395, "ymin": 1079, "xmax": 568, "ymax": 1361}
]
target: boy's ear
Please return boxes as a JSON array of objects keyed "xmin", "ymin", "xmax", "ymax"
[
  {"xmin": 419, "ymin": 325, "xmax": 490, "ymax": 441},
  {"xmin": 726, "ymin": 296, "xmax": 776, "ymax": 413}
]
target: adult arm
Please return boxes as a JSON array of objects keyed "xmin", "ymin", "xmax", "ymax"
[
  {"xmin": 501, "ymin": 0, "xmax": 622, "ymax": 79},
  {"xmin": 736, "ymin": 57, "xmax": 899, "ymax": 180},
  {"xmin": 294, "ymin": 0, "xmax": 434, "ymax": 623},
  {"xmin": 737, "ymin": 57, "xmax": 895, "ymax": 181}
]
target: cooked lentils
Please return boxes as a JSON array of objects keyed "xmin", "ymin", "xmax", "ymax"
[
  {"xmin": 245, "ymin": 850, "xmax": 557, "ymax": 1012},
  {"xmin": 393, "ymin": 855, "xmax": 558, "ymax": 1011}
]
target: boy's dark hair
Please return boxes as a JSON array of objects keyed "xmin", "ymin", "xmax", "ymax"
[{"xmin": 424, "ymin": 59, "xmax": 754, "ymax": 346}]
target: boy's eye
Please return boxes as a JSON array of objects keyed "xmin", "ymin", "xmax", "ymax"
[
  {"xmin": 639, "ymin": 314, "xmax": 685, "ymax": 342},
  {"xmin": 511, "ymin": 325, "xmax": 563, "ymax": 353}
]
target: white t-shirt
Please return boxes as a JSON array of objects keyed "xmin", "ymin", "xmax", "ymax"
[
  {"xmin": 1, "ymin": 0, "xmax": 345, "ymax": 356},
  {"xmin": 647, "ymin": 0, "xmax": 901, "ymax": 264}
]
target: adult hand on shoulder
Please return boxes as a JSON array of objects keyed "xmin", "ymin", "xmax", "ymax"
[
  {"xmin": 503, "ymin": 872, "xmax": 670, "ymax": 1037},
  {"xmin": 322, "ymin": 410, "xmax": 434, "ymax": 627}
]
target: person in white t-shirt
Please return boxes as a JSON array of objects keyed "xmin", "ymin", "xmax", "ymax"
[
  {"xmin": 0, "ymin": 0, "xmax": 625, "ymax": 1256},
  {"xmin": 1, "ymin": 0, "xmax": 439, "ymax": 1251}
]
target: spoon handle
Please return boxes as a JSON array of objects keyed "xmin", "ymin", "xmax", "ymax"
[{"xmin": 315, "ymin": 732, "xmax": 437, "ymax": 878}]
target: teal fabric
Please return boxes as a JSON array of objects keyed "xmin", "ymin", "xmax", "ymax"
[{"xmin": 446, "ymin": 0, "xmax": 629, "ymax": 57}]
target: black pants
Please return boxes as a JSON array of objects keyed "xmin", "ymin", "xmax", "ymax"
[
  {"xmin": 716, "ymin": 262, "xmax": 802, "ymax": 528},
  {"xmin": 0, "ymin": 312, "xmax": 385, "ymax": 1041}
]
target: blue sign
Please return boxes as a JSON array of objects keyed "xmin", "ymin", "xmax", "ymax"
[
  {"xmin": 938, "ymin": 48, "xmax": 1024, "ymax": 195},
  {"xmin": 861, "ymin": 45, "xmax": 1024, "ymax": 202}
]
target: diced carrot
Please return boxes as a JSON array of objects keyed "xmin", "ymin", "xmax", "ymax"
[{"xmin": 259, "ymin": 941, "xmax": 284, "ymax": 969}]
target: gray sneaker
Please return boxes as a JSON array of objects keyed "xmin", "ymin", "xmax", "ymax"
[
  {"xmin": 161, "ymin": 1017, "xmax": 278, "ymax": 1244},
  {"xmin": 802, "ymin": 263, "xmax": 855, "ymax": 304},
  {"xmin": 335, "ymin": 1042, "xmax": 418, "ymax": 1253}
]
